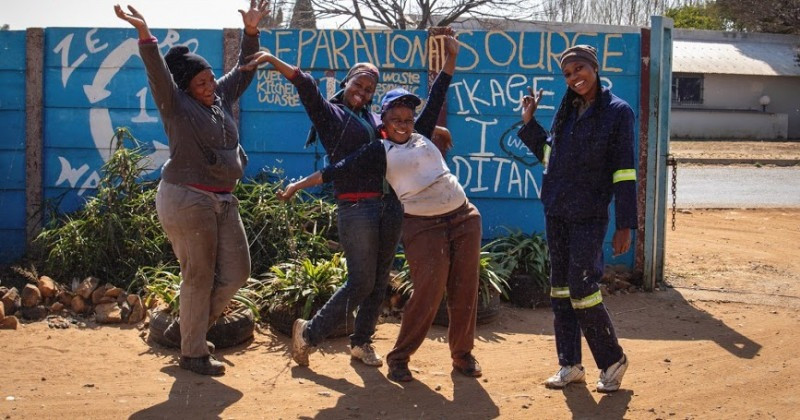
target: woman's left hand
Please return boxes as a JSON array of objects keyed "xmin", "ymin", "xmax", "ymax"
[
  {"xmin": 240, "ymin": 0, "xmax": 270, "ymax": 34},
  {"xmin": 240, "ymin": 51, "xmax": 272, "ymax": 71},
  {"xmin": 612, "ymin": 228, "xmax": 632, "ymax": 256}
]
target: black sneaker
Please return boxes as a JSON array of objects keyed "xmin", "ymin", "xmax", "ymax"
[{"xmin": 179, "ymin": 355, "xmax": 225, "ymax": 376}]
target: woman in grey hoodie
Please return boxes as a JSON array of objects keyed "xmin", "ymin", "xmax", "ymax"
[{"xmin": 114, "ymin": 0, "xmax": 270, "ymax": 376}]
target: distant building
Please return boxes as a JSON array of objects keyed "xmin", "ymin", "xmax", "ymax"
[{"xmin": 672, "ymin": 29, "xmax": 800, "ymax": 140}]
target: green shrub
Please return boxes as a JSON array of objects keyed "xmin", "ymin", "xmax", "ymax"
[
  {"xmin": 235, "ymin": 173, "xmax": 338, "ymax": 278},
  {"xmin": 485, "ymin": 227, "xmax": 550, "ymax": 292},
  {"xmin": 32, "ymin": 128, "xmax": 339, "ymax": 293},
  {"xmin": 259, "ymin": 253, "xmax": 348, "ymax": 319},
  {"xmin": 33, "ymin": 128, "xmax": 171, "ymax": 288}
]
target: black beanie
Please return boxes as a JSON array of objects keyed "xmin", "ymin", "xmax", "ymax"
[{"xmin": 164, "ymin": 45, "xmax": 212, "ymax": 91}]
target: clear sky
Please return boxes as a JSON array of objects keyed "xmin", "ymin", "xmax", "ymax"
[{"xmin": 2, "ymin": 0, "xmax": 342, "ymax": 30}]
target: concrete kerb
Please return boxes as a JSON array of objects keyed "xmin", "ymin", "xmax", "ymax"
[{"xmin": 675, "ymin": 158, "xmax": 800, "ymax": 166}]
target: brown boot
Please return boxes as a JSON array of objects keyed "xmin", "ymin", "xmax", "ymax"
[
  {"xmin": 452, "ymin": 353, "xmax": 482, "ymax": 377},
  {"xmin": 179, "ymin": 355, "xmax": 225, "ymax": 376}
]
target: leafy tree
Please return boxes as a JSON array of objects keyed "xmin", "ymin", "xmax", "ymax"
[
  {"xmin": 716, "ymin": 0, "xmax": 800, "ymax": 34},
  {"xmin": 666, "ymin": 3, "xmax": 725, "ymax": 30}
]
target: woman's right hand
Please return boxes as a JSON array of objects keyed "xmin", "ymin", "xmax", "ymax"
[
  {"xmin": 114, "ymin": 4, "xmax": 147, "ymax": 30},
  {"xmin": 521, "ymin": 87, "xmax": 543, "ymax": 124}
]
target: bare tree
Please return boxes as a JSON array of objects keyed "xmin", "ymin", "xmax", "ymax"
[
  {"xmin": 545, "ymin": 0, "xmax": 710, "ymax": 26},
  {"xmin": 305, "ymin": 0, "xmax": 543, "ymax": 29},
  {"xmin": 257, "ymin": 0, "xmax": 286, "ymax": 28},
  {"xmin": 289, "ymin": 0, "xmax": 317, "ymax": 28}
]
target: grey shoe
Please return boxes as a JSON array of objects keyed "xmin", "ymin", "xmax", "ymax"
[
  {"xmin": 350, "ymin": 343, "xmax": 383, "ymax": 367},
  {"xmin": 597, "ymin": 355, "xmax": 629, "ymax": 393},
  {"xmin": 179, "ymin": 355, "xmax": 225, "ymax": 376},
  {"xmin": 291, "ymin": 318, "xmax": 316, "ymax": 366},
  {"xmin": 544, "ymin": 364, "xmax": 586, "ymax": 389}
]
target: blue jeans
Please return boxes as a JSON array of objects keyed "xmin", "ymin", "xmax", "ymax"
[{"xmin": 305, "ymin": 196, "xmax": 403, "ymax": 347}]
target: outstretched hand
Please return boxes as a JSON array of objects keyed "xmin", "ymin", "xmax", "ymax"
[
  {"xmin": 276, "ymin": 183, "xmax": 298, "ymax": 201},
  {"xmin": 239, "ymin": 0, "xmax": 271, "ymax": 32},
  {"xmin": 240, "ymin": 51, "xmax": 272, "ymax": 72},
  {"xmin": 521, "ymin": 87, "xmax": 544, "ymax": 124},
  {"xmin": 114, "ymin": 4, "xmax": 147, "ymax": 30}
]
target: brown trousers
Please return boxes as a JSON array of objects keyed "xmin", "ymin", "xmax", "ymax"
[
  {"xmin": 386, "ymin": 202, "xmax": 482, "ymax": 366},
  {"xmin": 156, "ymin": 181, "xmax": 251, "ymax": 357}
]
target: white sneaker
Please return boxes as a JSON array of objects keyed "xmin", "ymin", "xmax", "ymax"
[
  {"xmin": 350, "ymin": 343, "xmax": 383, "ymax": 367},
  {"xmin": 544, "ymin": 364, "xmax": 586, "ymax": 389},
  {"xmin": 597, "ymin": 355, "xmax": 629, "ymax": 393},
  {"xmin": 292, "ymin": 319, "xmax": 315, "ymax": 366}
]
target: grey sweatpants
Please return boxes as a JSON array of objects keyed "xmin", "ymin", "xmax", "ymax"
[{"xmin": 155, "ymin": 181, "xmax": 251, "ymax": 357}]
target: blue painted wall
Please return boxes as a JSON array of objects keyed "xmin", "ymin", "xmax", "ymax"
[
  {"xmin": 0, "ymin": 30, "xmax": 27, "ymax": 264},
  {"xmin": 1, "ymin": 27, "xmax": 642, "ymax": 267}
]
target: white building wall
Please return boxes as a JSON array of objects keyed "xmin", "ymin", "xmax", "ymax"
[
  {"xmin": 672, "ymin": 110, "xmax": 788, "ymax": 139},
  {"xmin": 672, "ymin": 74, "xmax": 800, "ymax": 139}
]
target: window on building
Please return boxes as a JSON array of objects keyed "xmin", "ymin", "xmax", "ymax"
[{"xmin": 672, "ymin": 74, "xmax": 703, "ymax": 105}]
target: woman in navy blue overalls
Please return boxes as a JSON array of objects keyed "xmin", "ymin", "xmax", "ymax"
[{"xmin": 517, "ymin": 45, "xmax": 637, "ymax": 393}]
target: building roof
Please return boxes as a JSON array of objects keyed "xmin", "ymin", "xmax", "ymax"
[{"xmin": 673, "ymin": 29, "xmax": 800, "ymax": 76}]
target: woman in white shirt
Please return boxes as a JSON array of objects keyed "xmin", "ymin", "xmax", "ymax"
[{"xmin": 278, "ymin": 88, "xmax": 482, "ymax": 383}]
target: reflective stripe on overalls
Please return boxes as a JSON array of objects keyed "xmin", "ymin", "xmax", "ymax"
[{"xmin": 551, "ymin": 287, "xmax": 603, "ymax": 310}]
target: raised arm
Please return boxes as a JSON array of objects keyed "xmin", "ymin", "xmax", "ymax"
[
  {"xmin": 115, "ymin": 4, "xmax": 179, "ymax": 115},
  {"xmin": 216, "ymin": 0, "xmax": 270, "ymax": 100},
  {"xmin": 241, "ymin": 51, "xmax": 361, "ymax": 151},
  {"xmin": 415, "ymin": 30, "xmax": 459, "ymax": 139},
  {"xmin": 441, "ymin": 28, "xmax": 459, "ymax": 77},
  {"xmin": 240, "ymin": 50, "xmax": 295, "ymax": 79},
  {"xmin": 114, "ymin": 4, "xmax": 153, "ymax": 41}
]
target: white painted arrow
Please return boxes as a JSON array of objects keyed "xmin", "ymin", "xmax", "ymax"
[{"xmin": 83, "ymin": 38, "xmax": 139, "ymax": 104}]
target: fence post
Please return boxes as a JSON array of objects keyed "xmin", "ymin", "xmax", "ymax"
[
  {"xmin": 643, "ymin": 16, "xmax": 674, "ymax": 291},
  {"xmin": 25, "ymin": 28, "xmax": 45, "ymax": 247}
]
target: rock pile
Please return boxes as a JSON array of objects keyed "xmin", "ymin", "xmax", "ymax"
[{"xmin": 0, "ymin": 276, "xmax": 146, "ymax": 329}]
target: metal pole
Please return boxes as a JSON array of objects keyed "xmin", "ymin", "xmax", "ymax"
[{"xmin": 643, "ymin": 16, "xmax": 674, "ymax": 290}]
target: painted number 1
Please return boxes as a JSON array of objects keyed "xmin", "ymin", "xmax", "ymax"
[{"xmin": 132, "ymin": 87, "xmax": 158, "ymax": 123}]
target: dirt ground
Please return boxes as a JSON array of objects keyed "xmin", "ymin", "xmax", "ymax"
[
  {"xmin": 669, "ymin": 140, "xmax": 800, "ymax": 161},
  {"xmin": 2, "ymin": 144, "xmax": 800, "ymax": 419}
]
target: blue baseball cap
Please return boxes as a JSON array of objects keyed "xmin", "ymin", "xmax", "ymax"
[{"xmin": 381, "ymin": 88, "xmax": 421, "ymax": 115}]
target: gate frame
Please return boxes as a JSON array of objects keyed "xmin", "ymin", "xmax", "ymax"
[{"xmin": 643, "ymin": 16, "xmax": 674, "ymax": 291}]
